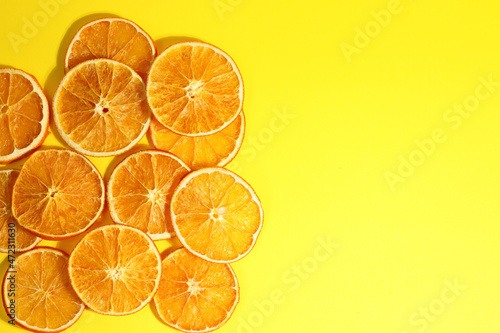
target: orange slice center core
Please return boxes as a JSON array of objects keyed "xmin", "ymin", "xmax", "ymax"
[
  {"xmin": 187, "ymin": 279, "xmax": 202, "ymax": 295},
  {"xmin": 212, "ymin": 206, "xmax": 227, "ymax": 219},
  {"xmin": 48, "ymin": 188, "xmax": 58, "ymax": 198},
  {"xmin": 108, "ymin": 267, "xmax": 124, "ymax": 280},
  {"xmin": 147, "ymin": 189, "xmax": 162, "ymax": 203},
  {"xmin": 95, "ymin": 101, "xmax": 111, "ymax": 116},
  {"xmin": 186, "ymin": 80, "xmax": 204, "ymax": 99}
]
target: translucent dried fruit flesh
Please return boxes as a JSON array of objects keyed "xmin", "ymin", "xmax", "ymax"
[
  {"xmin": 68, "ymin": 225, "xmax": 161, "ymax": 315},
  {"xmin": 171, "ymin": 168, "xmax": 263, "ymax": 263},
  {"xmin": 12, "ymin": 149, "xmax": 105, "ymax": 240},
  {"xmin": 108, "ymin": 150, "xmax": 190, "ymax": 240},
  {"xmin": 154, "ymin": 248, "xmax": 239, "ymax": 332}
]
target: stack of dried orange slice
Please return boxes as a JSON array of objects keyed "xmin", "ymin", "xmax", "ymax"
[{"xmin": 1, "ymin": 16, "xmax": 263, "ymax": 333}]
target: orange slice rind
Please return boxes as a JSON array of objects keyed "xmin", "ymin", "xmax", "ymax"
[
  {"xmin": 2, "ymin": 247, "xmax": 85, "ymax": 332},
  {"xmin": 150, "ymin": 111, "xmax": 245, "ymax": 170},
  {"xmin": 53, "ymin": 59, "xmax": 151, "ymax": 157},
  {"xmin": 0, "ymin": 68, "xmax": 50, "ymax": 164},
  {"xmin": 171, "ymin": 167, "xmax": 263, "ymax": 263},
  {"xmin": 12, "ymin": 149, "xmax": 105, "ymax": 240},
  {"xmin": 108, "ymin": 150, "xmax": 190, "ymax": 240},
  {"xmin": 65, "ymin": 17, "xmax": 156, "ymax": 80},
  {"xmin": 154, "ymin": 248, "xmax": 239, "ymax": 332},
  {"xmin": 147, "ymin": 41, "xmax": 244, "ymax": 137},
  {"xmin": 68, "ymin": 225, "xmax": 162, "ymax": 315}
]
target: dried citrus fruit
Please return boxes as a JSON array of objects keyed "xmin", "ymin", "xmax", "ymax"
[
  {"xmin": 150, "ymin": 111, "xmax": 245, "ymax": 170},
  {"xmin": 147, "ymin": 41, "xmax": 244, "ymax": 137},
  {"xmin": 2, "ymin": 247, "xmax": 85, "ymax": 332},
  {"xmin": 68, "ymin": 225, "xmax": 161, "ymax": 315},
  {"xmin": 154, "ymin": 248, "xmax": 239, "ymax": 332},
  {"xmin": 171, "ymin": 168, "xmax": 263, "ymax": 263},
  {"xmin": 0, "ymin": 170, "xmax": 40, "ymax": 253},
  {"xmin": 53, "ymin": 59, "xmax": 150, "ymax": 157},
  {"xmin": 12, "ymin": 149, "xmax": 105, "ymax": 240},
  {"xmin": 0, "ymin": 68, "xmax": 49, "ymax": 164},
  {"xmin": 65, "ymin": 17, "xmax": 156, "ymax": 80},
  {"xmin": 108, "ymin": 150, "xmax": 190, "ymax": 240}
]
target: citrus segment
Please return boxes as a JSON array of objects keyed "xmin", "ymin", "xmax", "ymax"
[
  {"xmin": 150, "ymin": 111, "xmax": 245, "ymax": 170},
  {"xmin": 147, "ymin": 42, "xmax": 244, "ymax": 137},
  {"xmin": 171, "ymin": 168, "xmax": 263, "ymax": 263},
  {"xmin": 2, "ymin": 248, "xmax": 85, "ymax": 332},
  {"xmin": 68, "ymin": 225, "xmax": 161, "ymax": 315},
  {"xmin": 53, "ymin": 59, "xmax": 150, "ymax": 157},
  {"xmin": 108, "ymin": 150, "xmax": 190, "ymax": 240},
  {"xmin": 0, "ymin": 68, "xmax": 49, "ymax": 164},
  {"xmin": 12, "ymin": 149, "xmax": 105, "ymax": 240},
  {"xmin": 65, "ymin": 17, "xmax": 156, "ymax": 80},
  {"xmin": 154, "ymin": 248, "xmax": 239, "ymax": 332},
  {"xmin": 0, "ymin": 170, "xmax": 41, "ymax": 253}
]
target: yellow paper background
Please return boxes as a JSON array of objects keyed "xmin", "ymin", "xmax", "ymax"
[{"xmin": 1, "ymin": 0, "xmax": 500, "ymax": 332}]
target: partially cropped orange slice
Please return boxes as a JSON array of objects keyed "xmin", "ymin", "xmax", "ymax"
[
  {"xmin": 147, "ymin": 41, "xmax": 244, "ymax": 137},
  {"xmin": 2, "ymin": 247, "xmax": 85, "ymax": 332},
  {"xmin": 12, "ymin": 149, "xmax": 105, "ymax": 240},
  {"xmin": 53, "ymin": 59, "xmax": 150, "ymax": 156},
  {"xmin": 0, "ymin": 68, "xmax": 49, "ymax": 164},
  {"xmin": 65, "ymin": 17, "xmax": 156, "ymax": 80},
  {"xmin": 154, "ymin": 248, "xmax": 239, "ymax": 332},
  {"xmin": 171, "ymin": 168, "xmax": 263, "ymax": 263},
  {"xmin": 0, "ymin": 169, "xmax": 40, "ymax": 253},
  {"xmin": 150, "ymin": 111, "xmax": 245, "ymax": 170},
  {"xmin": 68, "ymin": 225, "xmax": 161, "ymax": 315},
  {"xmin": 108, "ymin": 150, "xmax": 190, "ymax": 240}
]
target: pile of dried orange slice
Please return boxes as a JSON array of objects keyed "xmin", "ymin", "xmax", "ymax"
[{"xmin": 1, "ymin": 17, "xmax": 263, "ymax": 332}]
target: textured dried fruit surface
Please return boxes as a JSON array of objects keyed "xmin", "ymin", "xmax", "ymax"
[
  {"xmin": 0, "ymin": 68, "xmax": 49, "ymax": 164},
  {"xmin": 65, "ymin": 17, "xmax": 156, "ymax": 80},
  {"xmin": 150, "ymin": 111, "xmax": 245, "ymax": 170},
  {"xmin": 0, "ymin": 169, "xmax": 40, "ymax": 252},
  {"xmin": 68, "ymin": 225, "xmax": 162, "ymax": 315},
  {"xmin": 108, "ymin": 150, "xmax": 190, "ymax": 240},
  {"xmin": 2, "ymin": 248, "xmax": 85, "ymax": 332},
  {"xmin": 54, "ymin": 59, "xmax": 150, "ymax": 157},
  {"xmin": 171, "ymin": 168, "xmax": 263, "ymax": 263},
  {"xmin": 12, "ymin": 149, "xmax": 105, "ymax": 240},
  {"xmin": 147, "ymin": 42, "xmax": 244, "ymax": 137},
  {"xmin": 154, "ymin": 248, "xmax": 239, "ymax": 332}
]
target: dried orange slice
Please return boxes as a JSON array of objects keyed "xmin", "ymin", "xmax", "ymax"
[
  {"xmin": 171, "ymin": 168, "xmax": 263, "ymax": 263},
  {"xmin": 53, "ymin": 59, "xmax": 150, "ymax": 157},
  {"xmin": 154, "ymin": 248, "xmax": 239, "ymax": 332},
  {"xmin": 12, "ymin": 149, "xmax": 105, "ymax": 240},
  {"xmin": 150, "ymin": 111, "xmax": 245, "ymax": 170},
  {"xmin": 2, "ymin": 247, "xmax": 85, "ymax": 332},
  {"xmin": 0, "ymin": 68, "xmax": 49, "ymax": 164},
  {"xmin": 65, "ymin": 17, "xmax": 156, "ymax": 80},
  {"xmin": 147, "ymin": 41, "xmax": 244, "ymax": 137},
  {"xmin": 0, "ymin": 170, "xmax": 40, "ymax": 253},
  {"xmin": 68, "ymin": 225, "xmax": 161, "ymax": 315},
  {"xmin": 108, "ymin": 150, "xmax": 190, "ymax": 240}
]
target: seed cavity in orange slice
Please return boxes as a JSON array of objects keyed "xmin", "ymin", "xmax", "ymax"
[
  {"xmin": 147, "ymin": 41, "xmax": 244, "ymax": 137},
  {"xmin": 2, "ymin": 247, "xmax": 85, "ymax": 332},
  {"xmin": 108, "ymin": 150, "xmax": 190, "ymax": 240},
  {"xmin": 150, "ymin": 111, "xmax": 245, "ymax": 170},
  {"xmin": 65, "ymin": 17, "xmax": 156, "ymax": 80},
  {"xmin": 0, "ymin": 68, "xmax": 49, "ymax": 164},
  {"xmin": 154, "ymin": 248, "xmax": 239, "ymax": 332},
  {"xmin": 171, "ymin": 168, "xmax": 263, "ymax": 263},
  {"xmin": 12, "ymin": 149, "xmax": 105, "ymax": 240},
  {"xmin": 0, "ymin": 169, "xmax": 41, "ymax": 253},
  {"xmin": 53, "ymin": 59, "xmax": 150, "ymax": 157},
  {"xmin": 68, "ymin": 225, "xmax": 162, "ymax": 315}
]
